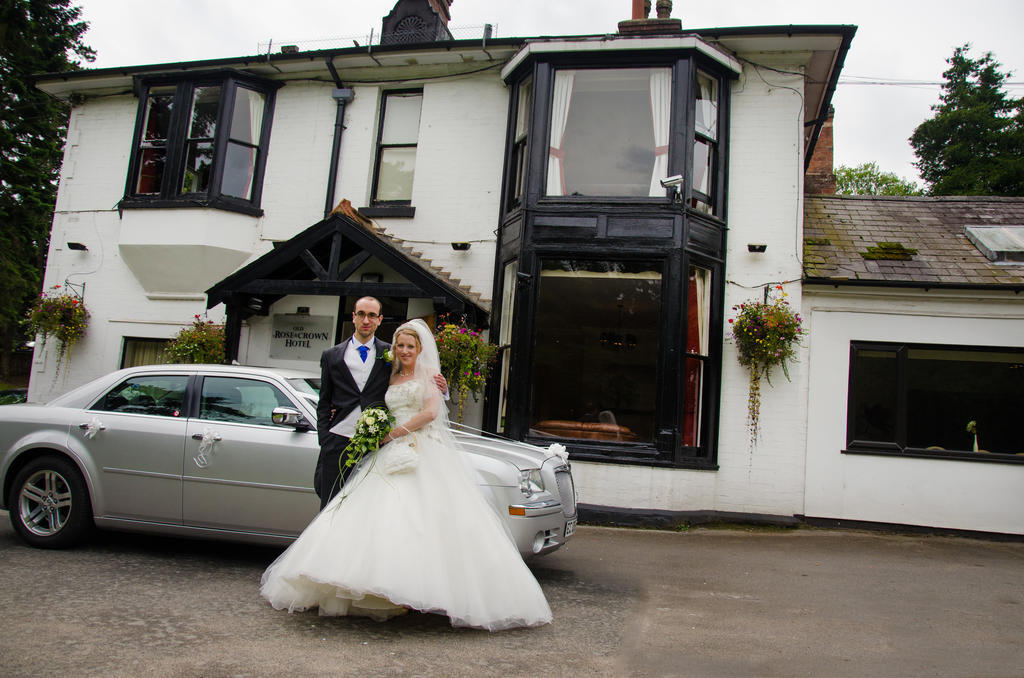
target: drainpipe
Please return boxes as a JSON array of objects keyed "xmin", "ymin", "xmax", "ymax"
[{"xmin": 324, "ymin": 58, "xmax": 355, "ymax": 218}]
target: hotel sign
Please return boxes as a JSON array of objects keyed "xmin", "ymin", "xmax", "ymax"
[{"xmin": 269, "ymin": 315, "xmax": 333, "ymax": 361}]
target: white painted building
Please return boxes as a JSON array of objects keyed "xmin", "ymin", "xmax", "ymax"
[{"xmin": 30, "ymin": 1, "xmax": 1022, "ymax": 535}]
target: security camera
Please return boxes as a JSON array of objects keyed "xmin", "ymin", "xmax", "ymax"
[{"xmin": 660, "ymin": 175, "xmax": 684, "ymax": 188}]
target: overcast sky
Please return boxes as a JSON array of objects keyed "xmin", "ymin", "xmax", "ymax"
[{"xmin": 74, "ymin": 0, "xmax": 1024, "ymax": 186}]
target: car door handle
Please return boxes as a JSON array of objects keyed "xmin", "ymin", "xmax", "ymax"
[
  {"xmin": 78, "ymin": 422, "xmax": 106, "ymax": 431},
  {"xmin": 192, "ymin": 432, "xmax": 222, "ymax": 441}
]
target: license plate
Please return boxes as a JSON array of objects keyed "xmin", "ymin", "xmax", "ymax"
[{"xmin": 564, "ymin": 517, "xmax": 577, "ymax": 538}]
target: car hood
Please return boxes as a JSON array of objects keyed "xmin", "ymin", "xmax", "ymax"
[{"xmin": 452, "ymin": 429, "xmax": 564, "ymax": 471}]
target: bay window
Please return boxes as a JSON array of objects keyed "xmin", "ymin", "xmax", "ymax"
[
  {"xmin": 492, "ymin": 52, "xmax": 732, "ymax": 467},
  {"xmin": 124, "ymin": 72, "xmax": 278, "ymax": 215}
]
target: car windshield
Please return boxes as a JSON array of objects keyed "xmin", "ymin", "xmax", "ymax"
[{"xmin": 287, "ymin": 377, "xmax": 321, "ymax": 397}]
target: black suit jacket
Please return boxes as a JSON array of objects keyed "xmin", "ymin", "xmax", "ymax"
[{"xmin": 316, "ymin": 336, "xmax": 392, "ymax": 447}]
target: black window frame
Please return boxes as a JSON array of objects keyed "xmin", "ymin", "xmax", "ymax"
[
  {"xmin": 845, "ymin": 340, "xmax": 1024, "ymax": 465},
  {"xmin": 121, "ymin": 70, "xmax": 280, "ymax": 217},
  {"xmin": 365, "ymin": 88, "xmax": 423, "ymax": 218}
]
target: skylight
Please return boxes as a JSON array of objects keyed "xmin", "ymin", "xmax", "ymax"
[{"xmin": 963, "ymin": 225, "xmax": 1024, "ymax": 263}]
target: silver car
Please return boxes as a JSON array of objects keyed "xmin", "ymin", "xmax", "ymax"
[{"xmin": 0, "ymin": 365, "xmax": 576, "ymax": 558}]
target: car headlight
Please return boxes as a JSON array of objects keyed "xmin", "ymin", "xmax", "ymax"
[{"xmin": 518, "ymin": 469, "xmax": 544, "ymax": 498}]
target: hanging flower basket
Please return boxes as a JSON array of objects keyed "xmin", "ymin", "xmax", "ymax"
[
  {"xmin": 728, "ymin": 285, "xmax": 804, "ymax": 446},
  {"xmin": 166, "ymin": 315, "xmax": 226, "ymax": 364},
  {"xmin": 25, "ymin": 285, "xmax": 89, "ymax": 377},
  {"xmin": 435, "ymin": 317, "xmax": 499, "ymax": 423}
]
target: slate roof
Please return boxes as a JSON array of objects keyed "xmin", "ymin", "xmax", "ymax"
[{"xmin": 803, "ymin": 195, "xmax": 1024, "ymax": 288}]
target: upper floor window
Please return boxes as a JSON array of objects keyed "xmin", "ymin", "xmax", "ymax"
[
  {"xmin": 372, "ymin": 90, "xmax": 423, "ymax": 204},
  {"xmin": 123, "ymin": 72, "xmax": 279, "ymax": 215},
  {"xmin": 546, "ymin": 67, "xmax": 671, "ymax": 198},
  {"xmin": 506, "ymin": 78, "xmax": 532, "ymax": 210},
  {"xmin": 691, "ymin": 71, "xmax": 719, "ymax": 215}
]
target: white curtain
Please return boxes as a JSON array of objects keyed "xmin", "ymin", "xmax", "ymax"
[
  {"xmin": 546, "ymin": 71, "xmax": 575, "ymax": 196},
  {"xmin": 695, "ymin": 75, "xmax": 717, "ymax": 140},
  {"xmin": 694, "ymin": 268, "xmax": 710, "ymax": 355},
  {"xmin": 648, "ymin": 69, "xmax": 672, "ymax": 197}
]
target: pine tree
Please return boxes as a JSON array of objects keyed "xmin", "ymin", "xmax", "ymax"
[
  {"xmin": 0, "ymin": 0, "xmax": 93, "ymax": 380},
  {"xmin": 910, "ymin": 45, "xmax": 1024, "ymax": 196}
]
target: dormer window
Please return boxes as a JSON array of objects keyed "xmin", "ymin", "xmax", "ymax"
[{"xmin": 122, "ymin": 72, "xmax": 279, "ymax": 216}]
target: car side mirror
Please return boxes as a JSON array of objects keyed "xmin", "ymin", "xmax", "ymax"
[{"xmin": 272, "ymin": 406, "xmax": 312, "ymax": 431}]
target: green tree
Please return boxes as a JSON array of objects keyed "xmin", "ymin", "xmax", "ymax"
[
  {"xmin": 0, "ymin": 0, "xmax": 93, "ymax": 380},
  {"xmin": 910, "ymin": 45, "xmax": 1024, "ymax": 196},
  {"xmin": 834, "ymin": 162, "xmax": 923, "ymax": 196}
]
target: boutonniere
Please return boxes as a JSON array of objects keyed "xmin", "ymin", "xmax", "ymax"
[{"xmin": 379, "ymin": 349, "xmax": 393, "ymax": 364}]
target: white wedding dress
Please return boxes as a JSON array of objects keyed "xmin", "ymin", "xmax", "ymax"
[{"xmin": 260, "ymin": 379, "xmax": 552, "ymax": 630}]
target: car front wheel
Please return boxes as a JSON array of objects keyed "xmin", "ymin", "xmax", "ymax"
[{"xmin": 9, "ymin": 455, "xmax": 93, "ymax": 548}]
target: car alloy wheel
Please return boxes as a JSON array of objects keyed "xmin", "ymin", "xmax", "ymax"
[
  {"xmin": 19, "ymin": 468, "xmax": 72, "ymax": 536},
  {"xmin": 9, "ymin": 455, "xmax": 92, "ymax": 548}
]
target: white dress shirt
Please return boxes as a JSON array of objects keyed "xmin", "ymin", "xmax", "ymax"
[{"xmin": 330, "ymin": 337, "xmax": 376, "ymax": 438}]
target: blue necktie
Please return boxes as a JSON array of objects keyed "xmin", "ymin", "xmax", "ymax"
[{"xmin": 358, "ymin": 345, "xmax": 369, "ymax": 362}]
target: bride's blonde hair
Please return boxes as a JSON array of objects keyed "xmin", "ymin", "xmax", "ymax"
[{"xmin": 391, "ymin": 327, "xmax": 422, "ymax": 375}]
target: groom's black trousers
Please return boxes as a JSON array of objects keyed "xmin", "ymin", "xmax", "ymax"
[{"xmin": 314, "ymin": 435, "xmax": 356, "ymax": 510}]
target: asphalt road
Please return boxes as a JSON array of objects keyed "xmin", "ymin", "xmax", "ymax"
[{"xmin": 1, "ymin": 514, "xmax": 1022, "ymax": 677}]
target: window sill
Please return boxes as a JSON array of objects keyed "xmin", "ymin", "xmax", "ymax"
[
  {"xmin": 524, "ymin": 435, "xmax": 717, "ymax": 470},
  {"xmin": 843, "ymin": 447, "xmax": 1024, "ymax": 466},
  {"xmin": 119, "ymin": 196, "xmax": 263, "ymax": 217},
  {"xmin": 359, "ymin": 205, "xmax": 416, "ymax": 218}
]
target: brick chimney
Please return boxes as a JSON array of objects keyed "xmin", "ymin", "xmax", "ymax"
[
  {"xmin": 805, "ymin": 106, "xmax": 836, "ymax": 195},
  {"xmin": 619, "ymin": 0, "xmax": 681, "ymax": 35},
  {"xmin": 427, "ymin": 0, "xmax": 452, "ymax": 24}
]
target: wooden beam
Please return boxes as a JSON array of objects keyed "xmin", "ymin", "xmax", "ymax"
[
  {"xmin": 300, "ymin": 249, "xmax": 329, "ymax": 281},
  {"xmin": 336, "ymin": 250, "xmax": 371, "ymax": 282},
  {"xmin": 327, "ymin": 231, "xmax": 343, "ymax": 280},
  {"xmin": 237, "ymin": 279, "xmax": 425, "ymax": 297}
]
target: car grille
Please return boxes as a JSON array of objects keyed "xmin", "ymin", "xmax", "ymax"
[{"xmin": 555, "ymin": 469, "xmax": 576, "ymax": 519}]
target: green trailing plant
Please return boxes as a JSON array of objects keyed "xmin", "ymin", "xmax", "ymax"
[
  {"xmin": 435, "ymin": 317, "xmax": 499, "ymax": 423},
  {"xmin": 24, "ymin": 285, "xmax": 89, "ymax": 377},
  {"xmin": 728, "ymin": 286, "xmax": 804, "ymax": 446},
  {"xmin": 166, "ymin": 315, "xmax": 226, "ymax": 364}
]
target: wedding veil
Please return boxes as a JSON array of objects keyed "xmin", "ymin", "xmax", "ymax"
[{"xmin": 393, "ymin": 318, "xmax": 452, "ymax": 434}]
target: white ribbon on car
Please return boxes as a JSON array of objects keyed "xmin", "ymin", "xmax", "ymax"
[
  {"xmin": 546, "ymin": 443, "xmax": 570, "ymax": 462},
  {"xmin": 82, "ymin": 416, "xmax": 104, "ymax": 440},
  {"xmin": 192, "ymin": 427, "xmax": 219, "ymax": 468}
]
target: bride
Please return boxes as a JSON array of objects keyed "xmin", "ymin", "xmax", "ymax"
[{"xmin": 260, "ymin": 319, "xmax": 552, "ymax": 630}]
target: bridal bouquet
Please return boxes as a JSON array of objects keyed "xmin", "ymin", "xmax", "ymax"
[{"xmin": 342, "ymin": 406, "xmax": 396, "ymax": 471}]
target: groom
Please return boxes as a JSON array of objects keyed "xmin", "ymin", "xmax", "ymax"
[
  {"xmin": 314, "ymin": 296, "xmax": 391, "ymax": 509},
  {"xmin": 314, "ymin": 296, "xmax": 446, "ymax": 509}
]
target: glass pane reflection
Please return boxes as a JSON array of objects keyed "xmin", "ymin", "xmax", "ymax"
[{"xmin": 530, "ymin": 260, "xmax": 662, "ymax": 443}]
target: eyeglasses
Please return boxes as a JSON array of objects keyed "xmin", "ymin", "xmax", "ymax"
[{"xmin": 353, "ymin": 311, "xmax": 381, "ymax": 320}]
